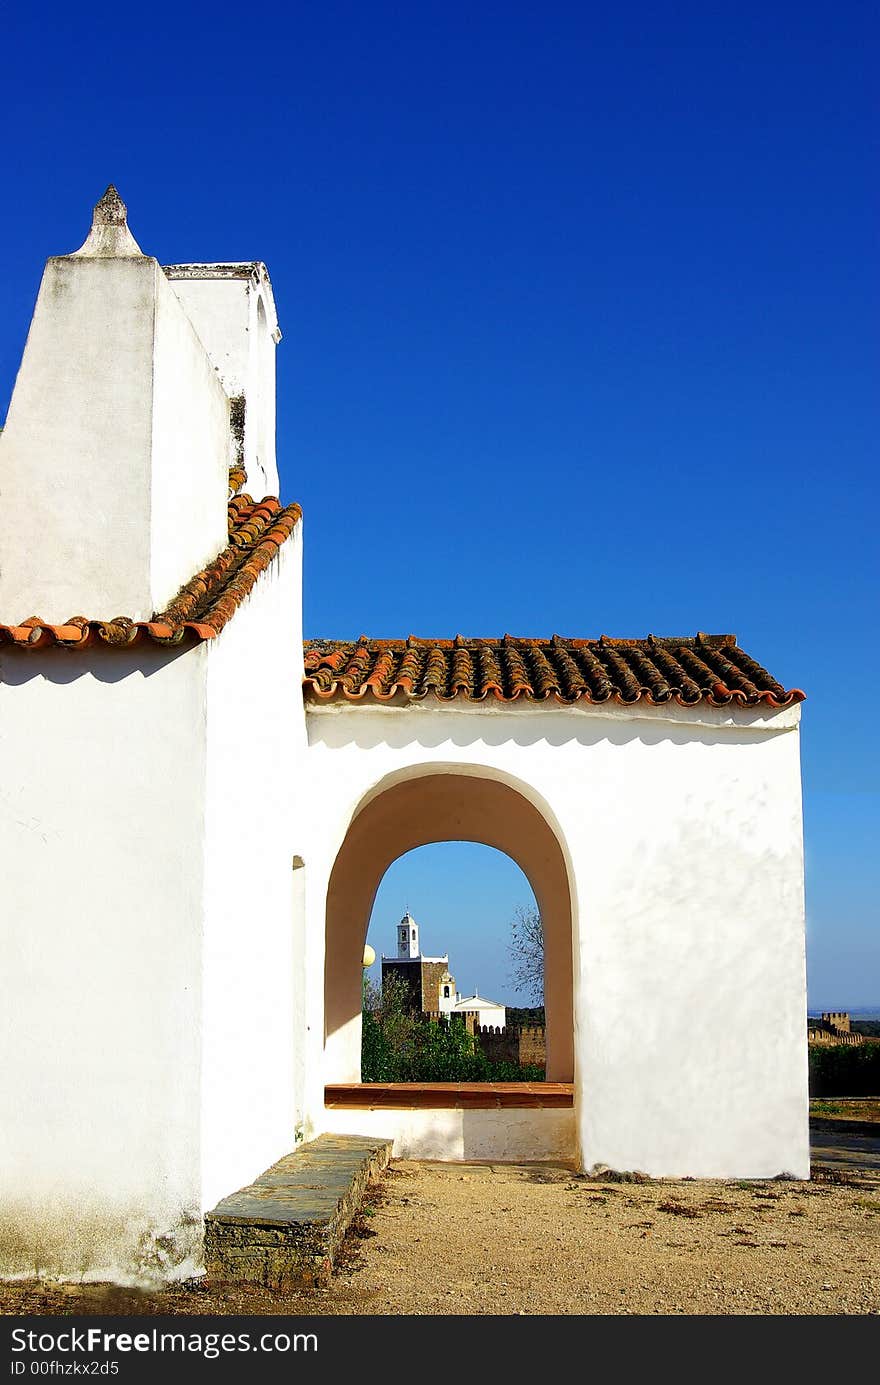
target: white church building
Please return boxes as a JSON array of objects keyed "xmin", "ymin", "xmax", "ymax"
[{"xmin": 0, "ymin": 189, "xmax": 809, "ymax": 1283}]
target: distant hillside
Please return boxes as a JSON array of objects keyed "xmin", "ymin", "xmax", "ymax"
[{"xmin": 852, "ymin": 1020, "xmax": 880, "ymax": 1038}]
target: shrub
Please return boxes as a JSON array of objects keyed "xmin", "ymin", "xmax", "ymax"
[{"xmin": 808, "ymin": 1042, "xmax": 880, "ymax": 1096}]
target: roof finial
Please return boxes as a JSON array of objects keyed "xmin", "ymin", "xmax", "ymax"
[
  {"xmin": 70, "ymin": 184, "xmax": 144, "ymax": 258},
  {"xmin": 93, "ymin": 185, "xmax": 128, "ymax": 227}
]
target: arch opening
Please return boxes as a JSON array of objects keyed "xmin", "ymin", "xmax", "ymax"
[
  {"xmin": 366, "ymin": 839, "xmax": 540, "ymax": 1001},
  {"xmin": 324, "ymin": 771, "xmax": 574, "ymax": 1087}
]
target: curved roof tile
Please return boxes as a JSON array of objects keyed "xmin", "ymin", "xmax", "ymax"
[{"xmin": 303, "ymin": 634, "xmax": 805, "ymax": 709}]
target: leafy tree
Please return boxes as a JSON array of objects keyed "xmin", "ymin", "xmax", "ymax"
[
  {"xmin": 361, "ymin": 971, "xmax": 418, "ymax": 1081},
  {"xmin": 508, "ymin": 905, "xmax": 544, "ymax": 1004},
  {"xmin": 406, "ymin": 1015, "xmax": 478, "ymax": 1081}
]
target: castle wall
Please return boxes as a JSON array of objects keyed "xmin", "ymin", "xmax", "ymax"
[
  {"xmin": 822, "ymin": 1012, "xmax": 851, "ymax": 1033},
  {"xmin": 475, "ymin": 1024, "xmax": 547, "ymax": 1070}
]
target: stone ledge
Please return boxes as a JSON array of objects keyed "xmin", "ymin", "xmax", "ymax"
[
  {"xmin": 204, "ymin": 1133, "xmax": 392, "ymax": 1289},
  {"xmin": 325, "ymin": 1081, "xmax": 575, "ymax": 1109}
]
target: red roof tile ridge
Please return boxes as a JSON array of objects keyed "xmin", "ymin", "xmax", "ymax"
[{"xmin": 0, "ymin": 495, "xmax": 302, "ymax": 650}]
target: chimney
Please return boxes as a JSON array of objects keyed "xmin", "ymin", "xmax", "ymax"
[
  {"xmin": 0, "ymin": 187, "xmax": 230, "ymax": 623},
  {"xmin": 163, "ymin": 262, "xmax": 281, "ymax": 497}
]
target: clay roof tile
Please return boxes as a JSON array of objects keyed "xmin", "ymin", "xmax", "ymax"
[
  {"xmin": 0, "ymin": 495, "xmax": 302, "ymax": 651},
  {"xmin": 302, "ymin": 635, "xmax": 804, "ymax": 710}
]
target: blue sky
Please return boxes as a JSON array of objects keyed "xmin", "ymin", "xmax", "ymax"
[{"xmin": 1, "ymin": 3, "xmax": 877, "ymax": 1007}]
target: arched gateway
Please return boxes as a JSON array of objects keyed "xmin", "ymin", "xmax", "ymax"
[
  {"xmin": 323, "ymin": 768, "xmax": 574, "ymax": 1086},
  {"xmin": 317, "ymin": 765, "xmax": 578, "ymax": 1163},
  {"xmin": 0, "ymin": 191, "xmax": 810, "ymax": 1283}
]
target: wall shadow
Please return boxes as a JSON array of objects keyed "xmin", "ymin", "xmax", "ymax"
[
  {"xmin": 309, "ymin": 703, "xmax": 794, "ymax": 753},
  {"xmin": 0, "ymin": 643, "xmax": 195, "ymax": 686}
]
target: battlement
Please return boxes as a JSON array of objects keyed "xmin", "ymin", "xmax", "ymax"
[
  {"xmin": 821, "ymin": 1011, "xmax": 851, "ymax": 1033},
  {"xmin": 474, "ymin": 1023, "xmax": 546, "ymax": 1070},
  {"xmin": 808, "ymin": 1012, "xmax": 864, "ymax": 1046}
]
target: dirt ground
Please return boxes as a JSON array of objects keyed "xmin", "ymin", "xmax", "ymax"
[{"xmin": 1, "ymin": 1159, "xmax": 878, "ymax": 1318}]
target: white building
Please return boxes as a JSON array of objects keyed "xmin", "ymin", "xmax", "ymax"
[
  {"xmin": 453, "ymin": 994, "xmax": 507, "ymax": 1029},
  {"xmin": 0, "ymin": 189, "xmax": 810, "ymax": 1285}
]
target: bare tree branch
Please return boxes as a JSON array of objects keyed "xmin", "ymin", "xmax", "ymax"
[{"xmin": 508, "ymin": 905, "xmax": 544, "ymax": 1003}]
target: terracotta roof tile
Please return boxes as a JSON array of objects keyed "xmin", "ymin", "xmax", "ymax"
[
  {"xmin": 228, "ymin": 463, "xmax": 247, "ymax": 497},
  {"xmin": 0, "ymin": 495, "xmax": 301, "ymax": 650},
  {"xmin": 302, "ymin": 635, "xmax": 804, "ymax": 709}
]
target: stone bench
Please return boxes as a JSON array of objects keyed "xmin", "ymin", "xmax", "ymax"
[{"xmin": 204, "ymin": 1133, "xmax": 393, "ymax": 1289}]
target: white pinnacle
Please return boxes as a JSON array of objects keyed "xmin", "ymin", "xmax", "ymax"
[{"xmin": 70, "ymin": 185, "xmax": 144, "ymax": 258}]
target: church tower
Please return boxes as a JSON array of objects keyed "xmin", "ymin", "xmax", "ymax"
[
  {"xmin": 383, "ymin": 913, "xmax": 450, "ymax": 1013},
  {"xmin": 397, "ymin": 912, "xmax": 420, "ymax": 958}
]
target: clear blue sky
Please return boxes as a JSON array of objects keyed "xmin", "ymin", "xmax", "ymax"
[{"xmin": 1, "ymin": 4, "xmax": 877, "ymax": 1008}]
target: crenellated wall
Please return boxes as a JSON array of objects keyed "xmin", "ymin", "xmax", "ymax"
[{"xmin": 474, "ymin": 1024, "xmax": 547, "ymax": 1070}]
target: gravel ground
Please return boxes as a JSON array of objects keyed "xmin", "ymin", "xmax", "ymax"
[{"xmin": 1, "ymin": 1159, "xmax": 878, "ymax": 1317}]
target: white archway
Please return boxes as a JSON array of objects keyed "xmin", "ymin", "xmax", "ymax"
[{"xmin": 323, "ymin": 764, "xmax": 577, "ymax": 1086}]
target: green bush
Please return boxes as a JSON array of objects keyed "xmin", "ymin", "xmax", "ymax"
[{"xmin": 808, "ymin": 1042, "xmax": 880, "ymax": 1096}]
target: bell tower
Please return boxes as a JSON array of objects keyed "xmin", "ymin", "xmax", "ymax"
[{"xmin": 397, "ymin": 912, "xmax": 420, "ymax": 958}]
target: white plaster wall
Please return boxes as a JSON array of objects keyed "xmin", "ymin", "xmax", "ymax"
[
  {"xmin": 321, "ymin": 1106, "xmax": 578, "ymax": 1162},
  {"xmin": 201, "ymin": 529, "xmax": 309, "ymax": 1211},
  {"xmin": 304, "ymin": 699, "xmax": 808, "ymax": 1178},
  {"xmin": 0, "ymin": 257, "xmax": 229, "ymax": 622},
  {"xmin": 0, "ymin": 258, "xmax": 155, "ymax": 621},
  {"xmin": 164, "ymin": 267, "xmax": 279, "ymax": 497},
  {"xmin": 149, "ymin": 271, "xmax": 230, "ymax": 612},
  {"xmin": 0, "ymin": 523, "xmax": 311, "ymax": 1282},
  {"xmin": 456, "ymin": 1002, "xmax": 506, "ymax": 1027},
  {"xmin": 166, "ymin": 276, "xmax": 252, "ymax": 391},
  {"xmin": 0, "ymin": 643, "xmax": 209, "ymax": 1283}
]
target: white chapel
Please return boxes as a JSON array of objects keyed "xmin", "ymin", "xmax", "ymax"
[{"xmin": 0, "ymin": 190, "xmax": 810, "ymax": 1283}]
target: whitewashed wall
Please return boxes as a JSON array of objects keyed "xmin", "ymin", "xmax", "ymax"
[
  {"xmin": 164, "ymin": 265, "xmax": 280, "ymax": 497},
  {"xmin": 201, "ymin": 533, "xmax": 309, "ymax": 1211},
  {"xmin": 0, "ymin": 643, "xmax": 209, "ymax": 1283},
  {"xmin": 305, "ymin": 698, "xmax": 809, "ymax": 1179},
  {"xmin": 0, "ymin": 529, "xmax": 310, "ymax": 1284},
  {"xmin": 321, "ymin": 1105, "xmax": 578, "ymax": 1162},
  {"xmin": 0, "ymin": 622, "xmax": 809, "ymax": 1289},
  {"xmin": 0, "ymin": 258, "xmax": 229, "ymax": 623},
  {"xmin": 149, "ymin": 270, "xmax": 231, "ymax": 608}
]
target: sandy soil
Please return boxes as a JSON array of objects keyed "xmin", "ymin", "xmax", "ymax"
[{"xmin": 1, "ymin": 1160, "xmax": 878, "ymax": 1317}]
